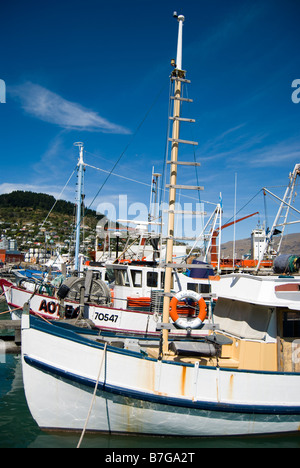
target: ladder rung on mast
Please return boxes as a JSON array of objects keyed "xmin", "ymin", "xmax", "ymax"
[
  {"xmin": 166, "ymin": 184, "xmax": 204, "ymax": 191},
  {"xmin": 170, "ymin": 96, "xmax": 193, "ymax": 103},
  {"xmin": 167, "ymin": 161, "xmax": 201, "ymax": 166},
  {"xmin": 164, "ymin": 210, "xmax": 206, "ymax": 216},
  {"xmin": 171, "ymin": 76, "xmax": 191, "ymax": 84},
  {"xmin": 169, "ymin": 116, "xmax": 196, "ymax": 123},
  {"xmin": 168, "ymin": 138, "xmax": 198, "ymax": 146}
]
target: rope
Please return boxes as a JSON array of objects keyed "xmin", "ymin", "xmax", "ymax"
[
  {"xmin": 0, "ymin": 306, "xmax": 23, "ymax": 316},
  {"xmin": 77, "ymin": 342, "xmax": 108, "ymax": 448}
]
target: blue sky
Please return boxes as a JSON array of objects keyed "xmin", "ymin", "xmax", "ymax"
[{"xmin": 1, "ymin": 0, "xmax": 300, "ymax": 243}]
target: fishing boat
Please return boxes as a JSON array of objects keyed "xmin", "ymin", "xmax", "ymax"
[
  {"xmin": 0, "ymin": 262, "xmax": 217, "ymax": 338},
  {"xmin": 21, "ymin": 13, "xmax": 300, "ymax": 437}
]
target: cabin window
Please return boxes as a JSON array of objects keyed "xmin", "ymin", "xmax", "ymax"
[
  {"xmin": 147, "ymin": 271, "xmax": 158, "ymax": 288},
  {"xmin": 160, "ymin": 272, "xmax": 174, "ymax": 290},
  {"xmin": 161, "ymin": 272, "xmax": 165, "ymax": 288},
  {"xmin": 282, "ymin": 311, "xmax": 300, "ymax": 338},
  {"xmin": 114, "ymin": 269, "xmax": 130, "ymax": 287},
  {"xmin": 106, "ymin": 269, "xmax": 116, "ymax": 284},
  {"xmin": 131, "ymin": 270, "xmax": 142, "ymax": 287},
  {"xmin": 187, "ymin": 283, "xmax": 211, "ymax": 294}
]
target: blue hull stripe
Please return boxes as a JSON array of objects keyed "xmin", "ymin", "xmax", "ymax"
[
  {"xmin": 24, "ymin": 354, "xmax": 300, "ymax": 416},
  {"xmin": 29, "ymin": 315, "xmax": 300, "ymax": 376}
]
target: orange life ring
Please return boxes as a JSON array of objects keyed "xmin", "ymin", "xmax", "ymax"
[{"xmin": 169, "ymin": 290, "xmax": 207, "ymax": 330}]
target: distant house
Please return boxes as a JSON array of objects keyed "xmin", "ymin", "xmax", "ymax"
[
  {"xmin": 0, "ymin": 249, "xmax": 24, "ymax": 263},
  {"xmin": 0, "ymin": 250, "xmax": 5, "ymax": 263}
]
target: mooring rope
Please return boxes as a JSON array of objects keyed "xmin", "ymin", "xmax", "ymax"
[{"xmin": 77, "ymin": 342, "xmax": 108, "ymax": 448}]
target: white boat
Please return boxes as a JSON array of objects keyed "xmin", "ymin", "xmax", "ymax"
[
  {"xmin": 0, "ymin": 262, "xmax": 218, "ymax": 338},
  {"xmin": 21, "ymin": 292, "xmax": 300, "ymax": 436},
  {"xmin": 21, "ymin": 272, "xmax": 300, "ymax": 436},
  {"xmin": 21, "ymin": 13, "xmax": 300, "ymax": 437}
]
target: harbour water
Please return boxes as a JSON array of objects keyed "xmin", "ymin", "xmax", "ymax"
[{"xmin": 0, "ymin": 301, "xmax": 300, "ymax": 449}]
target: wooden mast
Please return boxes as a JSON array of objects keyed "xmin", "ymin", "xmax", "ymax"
[{"xmin": 162, "ymin": 14, "xmax": 186, "ymax": 355}]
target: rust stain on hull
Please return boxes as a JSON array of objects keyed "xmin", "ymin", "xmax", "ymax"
[
  {"xmin": 181, "ymin": 366, "xmax": 187, "ymax": 396},
  {"xmin": 228, "ymin": 374, "xmax": 234, "ymax": 401}
]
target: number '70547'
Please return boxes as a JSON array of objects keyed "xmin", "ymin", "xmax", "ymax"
[{"xmin": 94, "ymin": 312, "xmax": 118, "ymax": 323}]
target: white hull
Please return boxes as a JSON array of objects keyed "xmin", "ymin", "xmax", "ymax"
[
  {"xmin": 22, "ymin": 313, "xmax": 300, "ymax": 436},
  {"xmin": 0, "ymin": 279, "xmax": 212, "ymax": 338}
]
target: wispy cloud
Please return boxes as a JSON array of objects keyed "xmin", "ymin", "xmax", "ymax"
[
  {"xmin": 9, "ymin": 82, "xmax": 131, "ymax": 134},
  {"xmin": 0, "ymin": 134, "xmax": 77, "ymax": 199},
  {"xmin": 198, "ymin": 117, "xmax": 300, "ymax": 170},
  {"xmin": 248, "ymin": 141, "xmax": 300, "ymax": 168},
  {"xmin": 188, "ymin": 2, "xmax": 266, "ymax": 62},
  {"xmin": 32, "ymin": 132, "xmax": 72, "ymax": 177}
]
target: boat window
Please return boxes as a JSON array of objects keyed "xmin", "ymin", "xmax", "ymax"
[
  {"xmin": 147, "ymin": 271, "xmax": 158, "ymax": 288},
  {"xmin": 161, "ymin": 272, "xmax": 174, "ymax": 289},
  {"xmin": 282, "ymin": 310, "xmax": 300, "ymax": 338},
  {"xmin": 187, "ymin": 283, "xmax": 211, "ymax": 294},
  {"xmin": 131, "ymin": 270, "xmax": 142, "ymax": 287},
  {"xmin": 114, "ymin": 269, "xmax": 130, "ymax": 287},
  {"xmin": 106, "ymin": 269, "xmax": 115, "ymax": 283}
]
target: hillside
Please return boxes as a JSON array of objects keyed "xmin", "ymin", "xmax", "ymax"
[
  {"xmin": 0, "ymin": 191, "xmax": 100, "ymax": 218},
  {"xmin": 221, "ymin": 232, "xmax": 300, "ymax": 258},
  {"xmin": 0, "ymin": 191, "xmax": 103, "ymax": 253}
]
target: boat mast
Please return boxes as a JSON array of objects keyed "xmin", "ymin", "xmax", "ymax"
[
  {"xmin": 74, "ymin": 142, "xmax": 85, "ymax": 272},
  {"xmin": 162, "ymin": 13, "xmax": 185, "ymax": 355}
]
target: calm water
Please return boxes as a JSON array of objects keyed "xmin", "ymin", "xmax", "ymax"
[{"xmin": 0, "ymin": 301, "xmax": 300, "ymax": 449}]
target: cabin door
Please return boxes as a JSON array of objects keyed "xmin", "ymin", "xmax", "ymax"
[{"xmin": 277, "ymin": 308, "xmax": 300, "ymax": 372}]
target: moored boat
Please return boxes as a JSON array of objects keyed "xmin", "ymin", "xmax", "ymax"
[
  {"xmin": 21, "ymin": 13, "xmax": 300, "ymax": 438},
  {"xmin": 21, "ymin": 270, "xmax": 300, "ymax": 436}
]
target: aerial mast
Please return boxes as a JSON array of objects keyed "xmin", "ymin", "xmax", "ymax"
[{"xmin": 74, "ymin": 142, "xmax": 85, "ymax": 272}]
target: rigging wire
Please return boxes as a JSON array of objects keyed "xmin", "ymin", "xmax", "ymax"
[
  {"xmin": 86, "ymin": 81, "xmax": 169, "ymax": 212},
  {"xmin": 39, "ymin": 167, "xmax": 77, "ymax": 230},
  {"xmin": 84, "ymin": 161, "xmax": 215, "ymax": 204},
  {"xmin": 184, "ymin": 82, "xmax": 202, "ymax": 205},
  {"xmin": 157, "ymin": 77, "xmax": 173, "ymax": 244},
  {"xmin": 69, "ymin": 78, "xmax": 218, "ymax": 258},
  {"xmin": 84, "ymin": 162, "xmax": 150, "ymax": 188},
  {"xmin": 224, "ymin": 188, "xmax": 263, "ymax": 226}
]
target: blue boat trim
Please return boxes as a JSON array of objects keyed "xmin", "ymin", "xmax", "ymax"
[
  {"xmin": 28, "ymin": 313, "xmax": 300, "ymax": 377},
  {"xmin": 29, "ymin": 314, "xmax": 151, "ymax": 360},
  {"xmin": 23, "ymin": 354, "xmax": 300, "ymax": 416}
]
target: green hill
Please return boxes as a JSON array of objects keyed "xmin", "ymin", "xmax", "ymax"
[
  {"xmin": 0, "ymin": 190, "xmax": 101, "ymax": 218},
  {"xmin": 0, "ymin": 191, "xmax": 103, "ymax": 253}
]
